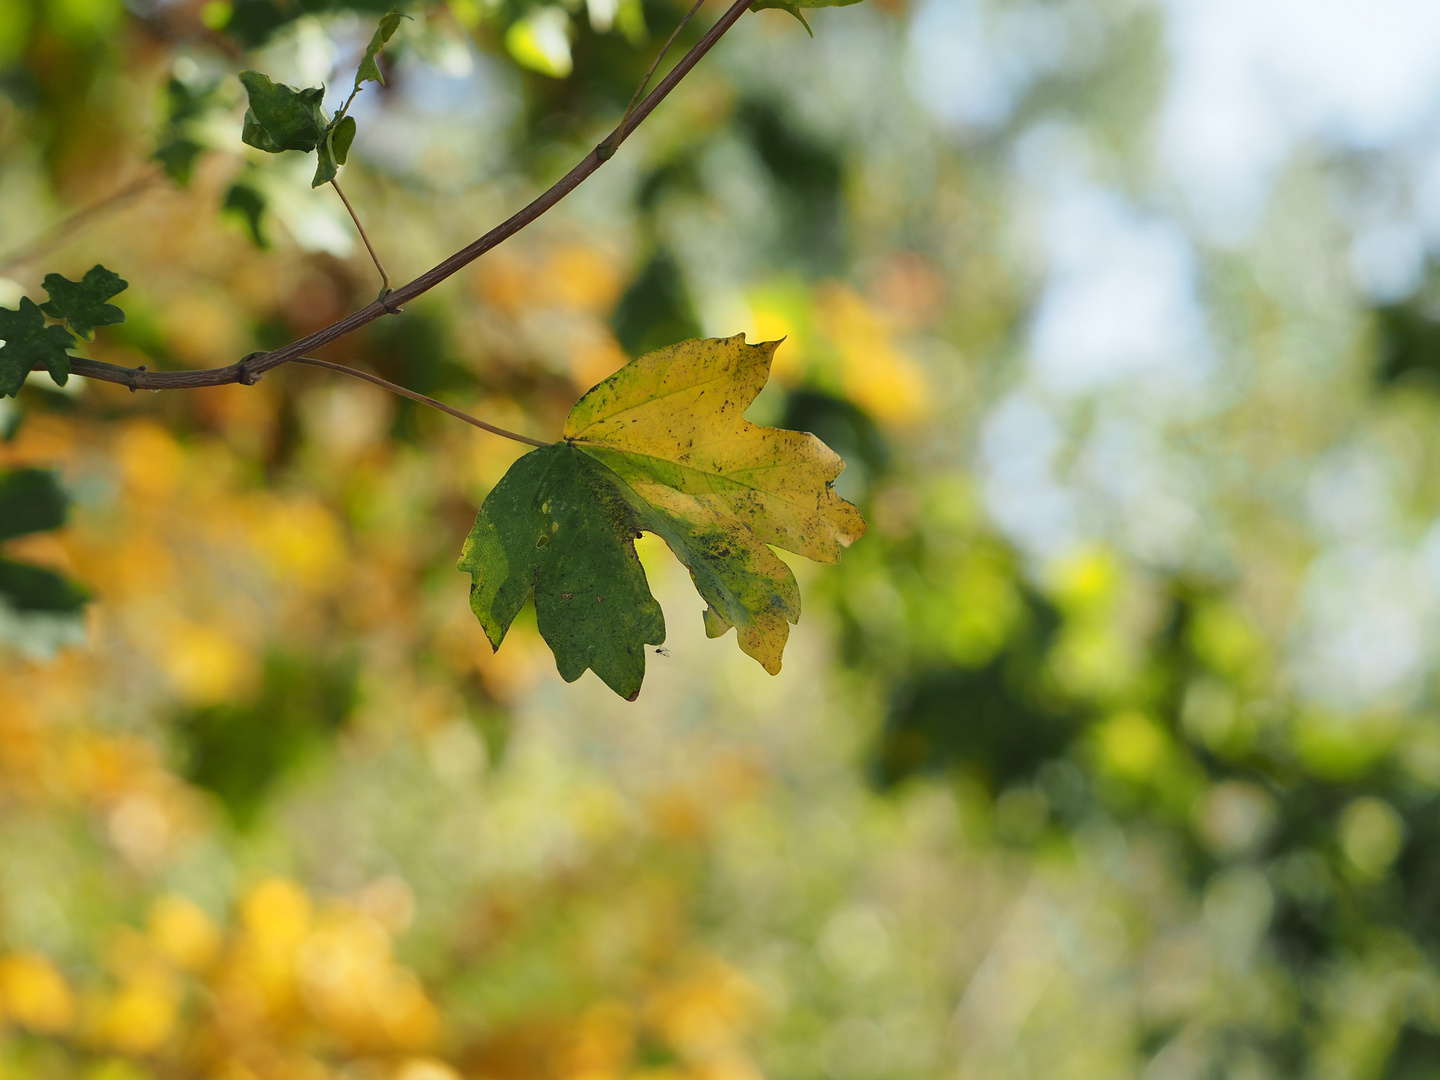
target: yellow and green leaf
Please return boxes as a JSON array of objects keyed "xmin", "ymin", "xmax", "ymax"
[{"xmin": 459, "ymin": 334, "xmax": 866, "ymax": 698}]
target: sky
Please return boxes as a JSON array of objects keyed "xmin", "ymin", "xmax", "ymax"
[{"xmin": 909, "ymin": 0, "xmax": 1440, "ymax": 711}]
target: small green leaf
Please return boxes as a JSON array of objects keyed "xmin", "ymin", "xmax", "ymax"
[
  {"xmin": 311, "ymin": 115, "xmax": 358, "ymax": 188},
  {"xmin": 331, "ymin": 114, "xmax": 357, "ymax": 166},
  {"xmin": 223, "ymin": 181, "xmax": 269, "ymax": 248},
  {"xmin": 459, "ymin": 442, "xmax": 666, "ymax": 700},
  {"xmin": 0, "ymin": 298, "xmax": 76, "ymax": 398},
  {"xmin": 748, "ymin": 0, "xmax": 863, "ymax": 34},
  {"xmin": 0, "ymin": 469, "xmax": 69, "ymax": 544},
  {"xmin": 313, "ymin": 139, "xmax": 339, "ymax": 187},
  {"xmin": 39, "ymin": 264, "xmax": 127, "ymax": 341},
  {"xmin": 355, "ymin": 8, "xmax": 408, "ymax": 89},
  {"xmin": 238, "ymin": 70, "xmax": 327, "ymax": 154},
  {"xmin": 154, "ymin": 137, "xmax": 206, "ymax": 185}
]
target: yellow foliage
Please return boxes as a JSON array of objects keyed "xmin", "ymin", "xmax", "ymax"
[
  {"xmin": 149, "ymin": 896, "xmax": 222, "ymax": 973},
  {"xmin": 242, "ymin": 879, "xmax": 314, "ymax": 951},
  {"xmin": 296, "ymin": 909, "xmax": 438, "ymax": 1051},
  {"xmin": 0, "ymin": 953, "xmax": 76, "ymax": 1034},
  {"xmin": 116, "ymin": 422, "xmax": 185, "ymax": 502},
  {"xmin": 154, "ymin": 617, "xmax": 257, "ymax": 706},
  {"xmin": 92, "ymin": 967, "xmax": 181, "ymax": 1055},
  {"xmin": 814, "ymin": 286, "xmax": 928, "ymax": 424},
  {"xmin": 1094, "ymin": 711, "xmax": 1168, "ymax": 782},
  {"xmin": 644, "ymin": 960, "xmax": 757, "ymax": 1061},
  {"xmin": 248, "ymin": 497, "xmax": 346, "ymax": 591},
  {"xmin": 548, "ymin": 245, "xmax": 624, "ymax": 313}
]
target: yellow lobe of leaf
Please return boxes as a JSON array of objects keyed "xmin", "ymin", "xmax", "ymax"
[{"xmin": 565, "ymin": 334, "xmax": 866, "ymax": 673}]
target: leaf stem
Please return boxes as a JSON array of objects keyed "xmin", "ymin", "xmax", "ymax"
[
  {"xmin": 291, "ymin": 357, "xmax": 549, "ymax": 446},
  {"xmin": 329, "ymin": 178, "xmax": 391, "ymax": 293},
  {"xmin": 603, "ymin": 0, "xmax": 708, "ymax": 158}
]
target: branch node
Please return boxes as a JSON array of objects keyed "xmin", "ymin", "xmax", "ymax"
[
  {"xmin": 379, "ymin": 289, "xmax": 403, "ymax": 315},
  {"xmin": 237, "ymin": 353, "xmax": 264, "ymax": 386},
  {"xmin": 596, "ymin": 140, "xmax": 617, "ymax": 163},
  {"xmin": 129, "ymin": 365, "xmax": 146, "ymax": 393}
]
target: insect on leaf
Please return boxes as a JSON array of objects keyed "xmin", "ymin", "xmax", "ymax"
[
  {"xmin": 0, "ymin": 298, "xmax": 76, "ymax": 398},
  {"xmin": 39, "ymin": 265, "xmax": 127, "ymax": 341},
  {"xmin": 459, "ymin": 334, "xmax": 866, "ymax": 699},
  {"xmin": 355, "ymin": 8, "xmax": 409, "ymax": 89},
  {"xmin": 239, "ymin": 71, "xmax": 327, "ymax": 154}
]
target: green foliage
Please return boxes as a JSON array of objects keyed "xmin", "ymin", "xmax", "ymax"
[
  {"xmin": 462, "ymin": 336, "xmax": 866, "ymax": 699},
  {"xmin": 0, "ymin": 560, "xmax": 88, "ymax": 614},
  {"xmin": 0, "ymin": 298, "xmax": 74, "ymax": 397},
  {"xmin": 611, "ymin": 251, "xmax": 702, "ymax": 358},
  {"xmin": 239, "ymin": 71, "xmax": 328, "ymax": 154},
  {"xmin": 175, "ymin": 652, "xmax": 358, "ymax": 826},
  {"xmin": 222, "ymin": 178, "xmax": 269, "ymax": 248},
  {"xmin": 239, "ymin": 8, "xmax": 404, "ymax": 188},
  {"xmin": 355, "ymin": 8, "xmax": 407, "ymax": 88},
  {"xmin": 460, "ymin": 442, "xmax": 666, "ymax": 701},
  {"xmin": 312, "ymin": 113, "xmax": 357, "ymax": 187},
  {"xmin": 0, "ymin": 468, "xmax": 88, "ymax": 617},
  {"xmin": 0, "ymin": 468, "xmax": 69, "ymax": 543},
  {"xmin": 39, "ymin": 264, "xmax": 127, "ymax": 340},
  {"xmin": 153, "ymin": 75, "xmax": 223, "ymax": 185},
  {"xmin": 218, "ymin": 0, "xmax": 402, "ymax": 48}
]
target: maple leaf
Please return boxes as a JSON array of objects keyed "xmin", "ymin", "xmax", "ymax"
[
  {"xmin": 749, "ymin": 0, "xmax": 864, "ymax": 35},
  {"xmin": 0, "ymin": 298, "xmax": 76, "ymax": 398},
  {"xmin": 40, "ymin": 264, "xmax": 128, "ymax": 340},
  {"xmin": 459, "ymin": 334, "xmax": 867, "ymax": 698}
]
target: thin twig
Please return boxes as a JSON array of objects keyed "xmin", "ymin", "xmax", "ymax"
[
  {"xmin": 330, "ymin": 178, "xmax": 391, "ymax": 292},
  {"xmin": 604, "ymin": 0, "xmax": 708, "ymax": 158},
  {"xmin": 291, "ymin": 357, "xmax": 549, "ymax": 445},
  {"xmin": 58, "ymin": 0, "xmax": 754, "ymax": 393},
  {"xmin": 0, "ymin": 169, "xmax": 164, "ymax": 275}
]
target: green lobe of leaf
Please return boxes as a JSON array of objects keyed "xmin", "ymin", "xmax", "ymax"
[
  {"xmin": 39, "ymin": 264, "xmax": 127, "ymax": 340},
  {"xmin": 331, "ymin": 115, "xmax": 357, "ymax": 166},
  {"xmin": 312, "ymin": 115, "xmax": 357, "ymax": 187},
  {"xmin": 458, "ymin": 442, "xmax": 665, "ymax": 700},
  {"xmin": 0, "ymin": 297, "xmax": 75, "ymax": 398},
  {"xmin": 356, "ymin": 8, "xmax": 408, "ymax": 88},
  {"xmin": 239, "ymin": 71, "xmax": 327, "ymax": 154},
  {"xmin": 565, "ymin": 334, "xmax": 866, "ymax": 675}
]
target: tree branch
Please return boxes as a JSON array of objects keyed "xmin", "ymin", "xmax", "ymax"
[
  {"xmin": 0, "ymin": 169, "xmax": 164, "ymax": 275},
  {"xmin": 55, "ymin": 0, "xmax": 755, "ymax": 393}
]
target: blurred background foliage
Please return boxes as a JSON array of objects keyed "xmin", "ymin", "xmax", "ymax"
[{"xmin": 5, "ymin": 0, "xmax": 1440, "ymax": 1077}]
